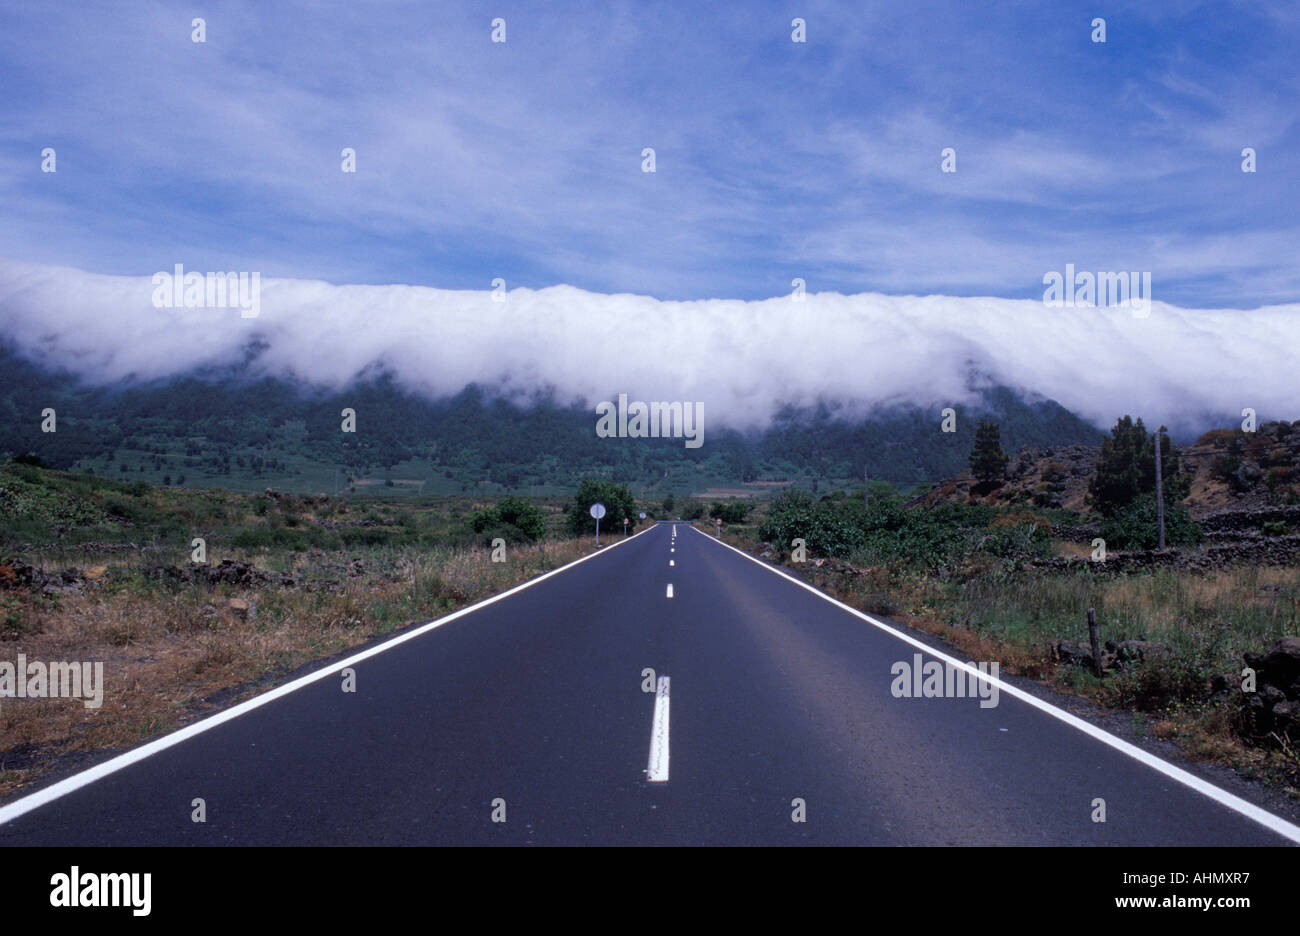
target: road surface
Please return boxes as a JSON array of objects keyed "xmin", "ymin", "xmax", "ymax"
[{"xmin": 1, "ymin": 522, "xmax": 1296, "ymax": 845}]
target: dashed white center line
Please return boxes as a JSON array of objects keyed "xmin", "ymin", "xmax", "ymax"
[
  {"xmin": 669, "ymin": 559, "xmax": 674, "ymax": 566},
  {"xmin": 647, "ymin": 676, "xmax": 670, "ymax": 782},
  {"xmin": 666, "ymin": 583, "xmax": 674, "ymax": 598}
]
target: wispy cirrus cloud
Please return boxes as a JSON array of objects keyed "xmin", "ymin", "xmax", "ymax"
[{"xmin": 0, "ymin": 1, "xmax": 1295, "ymax": 304}]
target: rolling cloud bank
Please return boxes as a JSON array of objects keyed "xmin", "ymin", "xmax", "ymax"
[{"xmin": 0, "ymin": 259, "xmax": 1294, "ymax": 437}]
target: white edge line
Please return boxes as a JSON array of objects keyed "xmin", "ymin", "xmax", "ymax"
[
  {"xmin": 0, "ymin": 525, "xmax": 657, "ymax": 827},
  {"xmin": 691, "ymin": 526, "xmax": 1300, "ymax": 844},
  {"xmin": 647, "ymin": 676, "xmax": 670, "ymax": 782}
]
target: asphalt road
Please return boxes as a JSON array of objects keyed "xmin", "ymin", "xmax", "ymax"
[{"xmin": 2, "ymin": 522, "xmax": 1297, "ymax": 845}]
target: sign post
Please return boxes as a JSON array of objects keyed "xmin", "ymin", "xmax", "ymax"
[
  {"xmin": 715, "ymin": 517, "xmax": 722, "ymax": 538},
  {"xmin": 590, "ymin": 502, "xmax": 606, "ymax": 545},
  {"xmin": 623, "ymin": 517, "xmax": 629, "ymax": 536}
]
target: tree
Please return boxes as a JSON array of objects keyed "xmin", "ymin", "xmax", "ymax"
[
  {"xmin": 1089, "ymin": 416, "xmax": 1186, "ymax": 517},
  {"xmin": 968, "ymin": 420, "xmax": 1008, "ymax": 492},
  {"xmin": 567, "ymin": 480, "xmax": 637, "ymax": 536},
  {"xmin": 662, "ymin": 494, "xmax": 676, "ymax": 515}
]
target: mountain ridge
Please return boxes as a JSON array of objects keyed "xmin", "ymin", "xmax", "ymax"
[{"xmin": 0, "ymin": 342, "xmax": 1115, "ymax": 495}]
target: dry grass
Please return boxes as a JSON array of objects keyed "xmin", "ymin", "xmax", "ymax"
[
  {"xmin": 0, "ymin": 537, "xmax": 595, "ymax": 798},
  {"xmin": 753, "ymin": 544, "xmax": 1300, "ymax": 794}
]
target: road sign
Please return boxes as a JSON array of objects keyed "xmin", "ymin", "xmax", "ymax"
[
  {"xmin": 589, "ymin": 503, "xmax": 606, "ymax": 519},
  {"xmin": 639, "ymin": 512, "xmax": 646, "ymax": 519}
]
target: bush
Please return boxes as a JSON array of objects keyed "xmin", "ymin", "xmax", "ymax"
[
  {"xmin": 709, "ymin": 501, "xmax": 752, "ymax": 523},
  {"xmin": 100, "ymin": 496, "xmax": 147, "ymax": 523},
  {"xmin": 1213, "ymin": 454, "xmax": 1241, "ymax": 483},
  {"xmin": 232, "ymin": 525, "xmax": 342, "ymax": 551},
  {"xmin": 1098, "ymin": 492, "xmax": 1204, "ymax": 550},
  {"xmin": 760, "ymin": 489, "xmax": 1049, "ymax": 569},
  {"xmin": 758, "ymin": 489, "xmax": 817, "ymax": 551},
  {"xmin": 1195, "ymin": 428, "xmax": 1240, "ymax": 447},
  {"xmin": 472, "ymin": 495, "xmax": 545, "ymax": 543}
]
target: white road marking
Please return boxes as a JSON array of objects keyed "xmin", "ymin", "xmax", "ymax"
[
  {"xmin": 0, "ymin": 526, "xmax": 661, "ymax": 828},
  {"xmin": 647, "ymin": 676, "xmax": 670, "ymax": 782},
  {"xmin": 690, "ymin": 526, "xmax": 1300, "ymax": 845},
  {"xmin": 669, "ymin": 560, "xmax": 674, "ymax": 566},
  {"xmin": 666, "ymin": 583, "xmax": 674, "ymax": 598}
]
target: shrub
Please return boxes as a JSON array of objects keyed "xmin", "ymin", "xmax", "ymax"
[
  {"xmin": 709, "ymin": 501, "xmax": 752, "ymax": 524},
  {"xmin": 1195, "ymin": 428, "xmax": 1240, "ymax": 447},
  {"xmin": 758, "ymin": 489, "xmax": 817, "ymax": 551},
  {"xmin": 1098, "ymin": 492, "xmax": 1204, "ymax": 550},
  {"xmin": 472, "ymin": 495, "xmax": 544, "ymax": 542},
  {"xmin": 759, "ymin": 490, "xmax": 1045, "ymax": 570},
  {"xmin": 1213, "ymin": 454, "xmax": 1242, "ymax": 483}
]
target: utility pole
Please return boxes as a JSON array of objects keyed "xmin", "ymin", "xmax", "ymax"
[{"xmin": 1154, "ymin": 426, "xmax": 1166, "ymax": 550}]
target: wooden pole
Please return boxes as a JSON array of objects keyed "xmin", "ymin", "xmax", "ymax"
[
  {"xmin": 1087, "ymin": 607, "xmax": 1102, "ymax": 678},
  {"xmin": 1154, "ymin": 427, "xmax": 1166, "ymax": 550}
]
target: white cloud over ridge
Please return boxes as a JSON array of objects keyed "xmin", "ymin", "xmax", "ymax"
[{"xmin": 0, "ymin": 259, "xmax": 1294, "ymax": 436}]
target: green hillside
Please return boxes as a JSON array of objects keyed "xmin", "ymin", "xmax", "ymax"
[{"xmin": 0, "ymin": 344, "xmax": 1104, "ymax": 497}]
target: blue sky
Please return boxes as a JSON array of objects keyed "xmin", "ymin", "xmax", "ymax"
[{"xmin": 1, "ymin": 0, "xmax": 1297, "ymax": 305}]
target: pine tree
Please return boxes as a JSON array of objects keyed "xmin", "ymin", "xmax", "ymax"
[
  {"xmin": 1089, "ymin": 415, "xmax": 1185, "ymax": 516},
  {"xmin": 968, "ymin": 420, "xmax": 1008, "ymax": 492}
]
